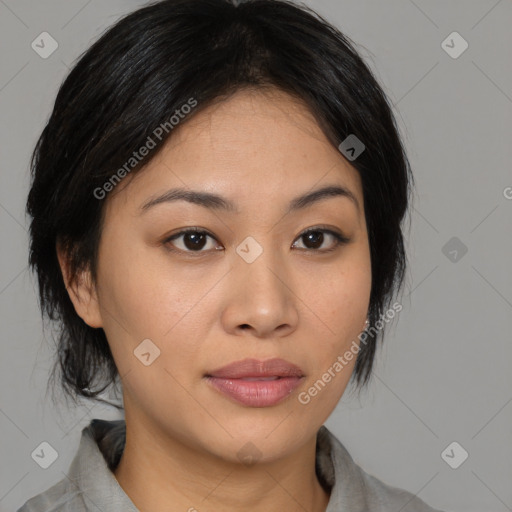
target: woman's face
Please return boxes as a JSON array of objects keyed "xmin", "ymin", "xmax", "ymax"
[{"xmin": 74, "ymin": 88, "xmax": 371, "ymax": 462}]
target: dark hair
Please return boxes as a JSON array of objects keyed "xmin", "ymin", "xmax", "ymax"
[{"xmin": 26, "ymin": 0, "xmax": 413, "ymax": 405}]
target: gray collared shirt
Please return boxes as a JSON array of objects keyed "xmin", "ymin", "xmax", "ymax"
[{"xmin": 17, "ymin": 419, "xmax": 444, "ymax": 511}]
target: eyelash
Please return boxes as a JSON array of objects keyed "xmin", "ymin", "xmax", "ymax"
[{"xmin": 162, "ymin": 226, "xmax": 350, "ymax": 257}]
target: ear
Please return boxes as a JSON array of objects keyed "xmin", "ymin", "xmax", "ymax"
[{"xmin": 57, "ymin": 243, "xmax": 103, "ymax": 328}]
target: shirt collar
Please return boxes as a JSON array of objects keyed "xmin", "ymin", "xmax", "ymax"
[{"xmin": 68, "ymin": 418, "xmax": 368, "ymax": 511}]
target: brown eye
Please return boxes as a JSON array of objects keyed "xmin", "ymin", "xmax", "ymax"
[
  {"xmin": 301, "ymin": 230, "xmax": 325, "ymax": 249},
  {"xmin": 292, "ymin": 228, "xmax": 350, "ymax": 252},
  {"xmin": 163, "ymin": 226, "xmax": 349, "ymax": 256},
  {"xmin": 164, "ymin": 229, "xmax": 221, "ymax": 254}
]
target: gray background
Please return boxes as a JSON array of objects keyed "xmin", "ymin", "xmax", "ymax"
[{"xmin": 1, "ymin": 1, "xmax": 511, "ymax": 511}]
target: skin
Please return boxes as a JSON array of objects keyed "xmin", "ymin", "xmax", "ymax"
[{"xmin": 59, "ymin": 88, "xmax": 372, "ymax": 512}]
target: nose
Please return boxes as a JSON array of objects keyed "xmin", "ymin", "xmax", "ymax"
[{"xmin": 221, "ymin": 248, "xmax": 299, "ymax": 339}]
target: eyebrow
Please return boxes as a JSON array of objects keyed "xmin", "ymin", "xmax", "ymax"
[{"xmin": 140, "ymin": 184, "xmax": 360, "ymax": 215}]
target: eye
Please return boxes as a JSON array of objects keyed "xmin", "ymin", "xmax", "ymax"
[
  {"xmin": 163, "ymin": 228, "xmax": 222, "ymax": 255},
  {"xmin": 163, "ymin": 226, "xmax": 350, "ymax": 256},
  {"xmin": 292, "ymin": 227, "xmax": 350, "ymax": 253}
]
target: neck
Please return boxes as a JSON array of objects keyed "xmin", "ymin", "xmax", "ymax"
[{"xmin": 113, "ymin": 411, "xmax": 330, "ymax": 512}]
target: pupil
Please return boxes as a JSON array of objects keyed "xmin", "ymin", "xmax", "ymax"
[
  {"xmin": 184, "ymin": 233, "xmax": 206, "ymax": 250},
  {"xmin": 305, "ymin": 231, "xmax": 323, "ymax": 249}
]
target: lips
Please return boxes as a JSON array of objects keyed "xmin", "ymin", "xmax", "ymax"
[
  {"xmin": 205, "ymin": 357, "xmax": 304, "ymax": 379},
  {"xmin": 204, "ymin": 358, "xmax": 305, "ymax": 407}
]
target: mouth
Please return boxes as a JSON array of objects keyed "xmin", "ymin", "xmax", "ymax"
[
  {"xmin": 236, "ymin": 376, "xmax": 281, "ymax": 381},
  {"xmin": 205, "ymin": 357, "xmax": 304, "ymax": 379},
  {"xmin": 204, "ymin": 358, "xmax": 305, "ymax": 407}
]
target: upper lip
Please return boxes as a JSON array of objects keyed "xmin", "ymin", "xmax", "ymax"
[{"xmin": 206, "ymin": 358, "xmax": 304, "ymax": 379}]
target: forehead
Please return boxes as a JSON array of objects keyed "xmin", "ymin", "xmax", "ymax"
[{"xmin": 107, "ymin": 88, "xmax": 364, "ymax": 217}]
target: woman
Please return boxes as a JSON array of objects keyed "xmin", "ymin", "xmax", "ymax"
[{"xmin": 19, "ymin": 0, "xmax": 445, "ymax": 510}]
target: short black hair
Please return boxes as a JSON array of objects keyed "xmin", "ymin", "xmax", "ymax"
[{"xmin": 26, "ymin": 0, "xmax": 413, "ymax": 405}]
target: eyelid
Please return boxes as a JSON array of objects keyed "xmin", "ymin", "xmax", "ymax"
[
  {"xmin": 163, "ymin": 227, "xmax": 222, "ymax": 255},
  {"xmin": 162, "ymin": 225, "xmax": 350, "ymax": 255},
  {"xmin": 291, "ymin": 226, "xmax": 351, "ymax": 254}
]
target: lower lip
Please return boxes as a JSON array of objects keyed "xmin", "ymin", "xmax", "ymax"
[{"xmin": 205, "ymin": 376, "xmax": 304, "ymax": 407}]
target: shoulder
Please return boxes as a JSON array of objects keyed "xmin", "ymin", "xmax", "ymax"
[
  {"xmin": 16, "ymin": 418, "xmax": 127, "ymax": 512},
  {"xmin": 358, "ymin": 469, "xmax": 445, "ymax": 512},
  {"xmin": 318, "ymin": 426, "xmax": 446, "ymax": 512},
  {"xmin": 16, "ymin": 477, "xmax": 87, "ymax": 512}
]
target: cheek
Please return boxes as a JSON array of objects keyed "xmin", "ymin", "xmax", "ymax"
[
  {"xmin": 93, "ymin": 233, "xmax": 171, "ymax": 352},
  {"xmin": 302, "ymin": 268, "xmax": 368, "ymax": 411},
  {"xmin": 95, "ymin": 235, "xmax": 216, "ymax": 375},
  {"xmin": 313, "ymin": 255, "xmax": 371, "ymax": 331},
  {"xmin": 301, "ymin": 251, "xmax": 371, "ymax": 399},
  {"xmin": 97, "ymin": 230, "xmax": 178, "ymax": 330}
]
